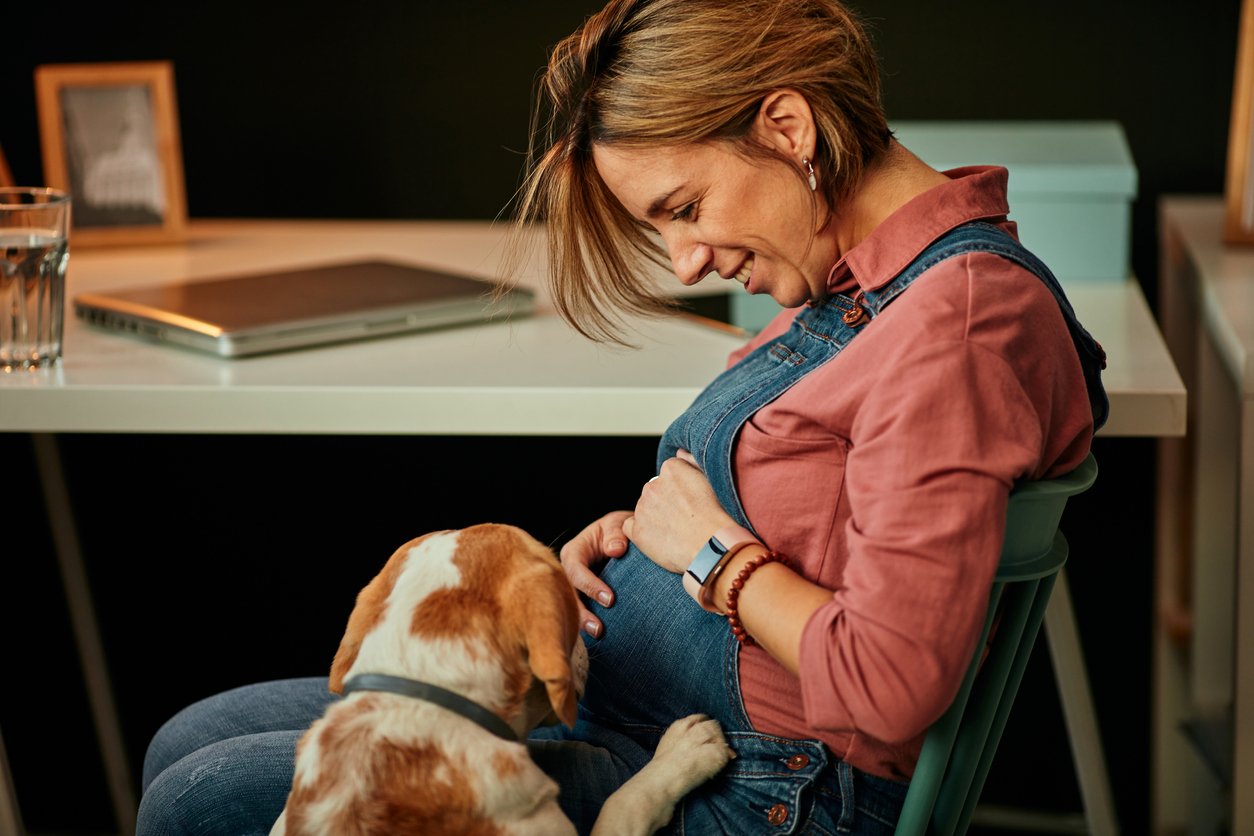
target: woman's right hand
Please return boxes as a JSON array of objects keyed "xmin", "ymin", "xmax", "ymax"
[{"xmin": 559, "ymin": 510, "xmax": 633, "ymax": 638}]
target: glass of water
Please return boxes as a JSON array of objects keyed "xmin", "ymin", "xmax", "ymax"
[{"xmin": 1, "ymin": 188, "xmax": 71, "ymax": 371}]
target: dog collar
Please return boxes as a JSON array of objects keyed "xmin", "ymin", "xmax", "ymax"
[{"xmin": 340, "ymin": 673, "xmax": 519, "ymax": 742}]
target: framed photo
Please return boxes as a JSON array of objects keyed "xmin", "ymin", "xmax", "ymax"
[
  {"xmin": 0, "ymin": 141, "xmax": 13, "ymax": 187},
  {"xmin": 1226, "ymin": 0, "xmax": 1254, "ymax": 244},
  {"xmin": 35, "ymin": 61, "xmax": 187, "ymax": 246}
]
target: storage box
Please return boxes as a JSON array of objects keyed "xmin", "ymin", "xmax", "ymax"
[{"xmin": 730, "ymin": 121, "xmax": 1138, "ymax": 331}]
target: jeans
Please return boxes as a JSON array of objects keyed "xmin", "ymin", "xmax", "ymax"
[
  {"xmin": 137, "ymin": 551, "xmax": 909, "ymax": 835},
  {"xmin": 137, "ymin": 678, "xmax": 337, "ymax": 836},
  {"xmin": 532, "ymin": 545, "xmax": 910, "ymax": 835}
]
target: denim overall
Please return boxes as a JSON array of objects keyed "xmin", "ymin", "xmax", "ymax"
[{"xmin": 532, "ymin": 223, "xmax": 1108, "ymax": 835}]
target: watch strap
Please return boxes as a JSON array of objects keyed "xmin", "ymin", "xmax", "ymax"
[{"xmin": 684, "ymin": 524, "xmax": 762, "ymax": 610}]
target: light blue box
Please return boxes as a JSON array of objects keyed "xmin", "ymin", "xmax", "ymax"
[{"xmin": 730, "ymin": 121, "xmax": 1138, "ymax": 332}]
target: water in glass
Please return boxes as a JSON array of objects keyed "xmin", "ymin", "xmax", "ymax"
[{"xmin": 0, "ymin": 229, "xmax": 69, "ymax": 370}]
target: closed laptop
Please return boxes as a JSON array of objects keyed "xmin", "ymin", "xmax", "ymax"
[{"xmin": 74, "ymin": 260, "xmax": 533, "ymax": 357}]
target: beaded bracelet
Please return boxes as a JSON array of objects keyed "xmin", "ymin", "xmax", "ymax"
[{"xmin": 725, "ymin": 550, "xmax": 791, "ymax": 646}]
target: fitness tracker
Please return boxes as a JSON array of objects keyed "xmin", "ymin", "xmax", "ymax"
[{"xmin": 683, "ymin": 525, "xmax": 762, "ymax": 611}]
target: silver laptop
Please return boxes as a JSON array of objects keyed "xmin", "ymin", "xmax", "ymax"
[{"xmin": 74, "ymin": 260, "xmax": 534, "ymax": 358}]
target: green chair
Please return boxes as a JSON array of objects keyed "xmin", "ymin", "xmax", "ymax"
[{"xmin": 894, "ymin": 453, "xmax": 1099, "ymax": 836}]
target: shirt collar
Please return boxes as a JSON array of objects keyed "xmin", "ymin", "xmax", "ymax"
[{"xmin": 826, "ymin": 166, "xmax": 1014, "ymax": 294}]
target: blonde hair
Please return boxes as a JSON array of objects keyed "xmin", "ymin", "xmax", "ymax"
[{"xmin": 509, "ymin": 0, "xmax": 890, "ymax": 343}]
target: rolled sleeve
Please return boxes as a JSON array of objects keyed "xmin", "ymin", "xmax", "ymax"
[{"xmin": 798, "ymin": 339, "xmax": 1041, "ymax": 742}]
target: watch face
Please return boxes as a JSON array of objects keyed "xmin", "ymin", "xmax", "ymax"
[{"xmin": 687, "ymin": 539, "xmax": 726, "ymax": 584}]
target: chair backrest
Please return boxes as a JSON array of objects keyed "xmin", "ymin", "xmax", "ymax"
[{"xmin": 894, "ymin": 453, "xmax": 1098, "ymax": 836}]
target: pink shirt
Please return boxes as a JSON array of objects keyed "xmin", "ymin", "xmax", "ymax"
[{"xmin": 729, "ymin": 166, "xmax": 1093, "ymax": 781}]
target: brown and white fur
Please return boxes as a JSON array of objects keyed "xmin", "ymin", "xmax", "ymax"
[{"xmin": 271, "ymin": 524, "xmax": 732, "ymax": 836}]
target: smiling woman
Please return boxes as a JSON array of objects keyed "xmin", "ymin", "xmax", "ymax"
[
  {"xmin": 587, "ymin": 95, "xmax": 951, "ymax": 309},
  {"xmin": 511, "ymin": 0, "xmax": 891, "ymax": 343},
  {"xmin": 132, "ymin": 1, "xmax": 1108, "ymax": 834},
  {"xmin": 591, "ymin": 120, "xmax": 837, "ymax": 307},
  {"xmin": 510, "ymin": 0, "xmax": 1108, "ymax": 834}
]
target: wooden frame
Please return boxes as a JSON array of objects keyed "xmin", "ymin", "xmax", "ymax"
[
  {"xmin": 0, "ymin": 141, "xmax": 14, "ymax": 187},
  {"xmin": 1227, "ymin": 0, "xmax": 1254, "ymax": 243},
  {"xmin": 35, "ymin": 61, "xmax": 186, "ymax": 246}
]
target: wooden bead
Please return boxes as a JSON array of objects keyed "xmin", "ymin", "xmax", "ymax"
[{"xmin": 722, "ymin": 550, "xmax": 792, "ymax": 647}]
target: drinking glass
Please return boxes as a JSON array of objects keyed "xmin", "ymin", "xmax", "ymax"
[{"xmin": 0, "ymin": 188, "xmax": 71, "ymax": 370}]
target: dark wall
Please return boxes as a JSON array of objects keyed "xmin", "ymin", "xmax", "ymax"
[
  {"xmin": 1, "ymin": 2, "xmax": 1241, "ymax": 834},
  {"xmin": 0, "ymin": 2, "xmax": 1240, "ymax": 299}
]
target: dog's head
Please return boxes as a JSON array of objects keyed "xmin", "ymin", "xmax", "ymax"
[{"xmin": 327, "ymin": 524, "xmax": 581, "ymax": 729}]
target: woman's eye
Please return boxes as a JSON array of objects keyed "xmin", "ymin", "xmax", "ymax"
[{"xmin": 671, "ymin": 203, "xmax": 696, "ymax": 222}]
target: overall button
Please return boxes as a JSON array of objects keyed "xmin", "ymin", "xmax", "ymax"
[
  {"xmin": 786, "ymin": 753, "xmax": 810, "ymax": 770},
  {"xmin": 767, "ymin": 803, "xmax": 788, "ymax": 825}
]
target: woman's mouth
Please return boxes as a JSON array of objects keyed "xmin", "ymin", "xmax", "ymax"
[{"xmin": 730, "ymin": 255, "xmax": 754, "ymax": 286}]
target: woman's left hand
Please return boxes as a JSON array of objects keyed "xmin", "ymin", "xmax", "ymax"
[{"xmin": 623, "ymin": 449, "xmax": 737, "ymax": 574}]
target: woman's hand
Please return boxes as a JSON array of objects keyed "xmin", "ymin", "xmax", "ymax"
[
  {"xmin": 559, "ymin": 510, "xmax": 633, "ymax": 638},
  {"xmin": 623, "ymin": 450, "xmax": 737, "ymax": 574}
]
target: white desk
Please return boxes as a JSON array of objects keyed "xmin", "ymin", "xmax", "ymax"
[
  {"xmin": 0, "ymin": 219, "xmax": 1182, "ymax": 437},
  {"xmin": 0, "ymin": 220, "xmax": 1185, "ymax": 836},
  {"xmin": 1156, "ymin": 196, "xmax": 1254, "ymax": 836},
  {"xmin": 0, "ymin": 220, "xmax": 749, "ymax": 436}
]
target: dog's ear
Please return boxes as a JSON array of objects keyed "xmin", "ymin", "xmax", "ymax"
[
  {"xmin": 519, "ymin": 566, "xmax": 580, "ymax": 728},
  {"xmin": 327, "ymin": 538, "xmax": 418, "ymax": 693},
  {"xmin": 328, "ymin": 576, "xmax": 386, "ymax": 693}
]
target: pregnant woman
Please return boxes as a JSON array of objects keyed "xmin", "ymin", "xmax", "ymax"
[
  {"xmin": 136, "ymin": 1, "xmax": 1106, "ymax": 834},
  {"xmin": 522, "ymin": 0, "xmax": 1105, "ymax": 832}
]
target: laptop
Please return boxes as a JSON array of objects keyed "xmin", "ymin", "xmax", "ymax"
[{"xmin": 73, "ymin": 260, "xmax": 535, "ymax": 358}]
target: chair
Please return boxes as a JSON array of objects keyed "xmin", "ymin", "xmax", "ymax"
[{"xmin": 894, "ymin": 453, "xmax": 1099, "ymax": 836}]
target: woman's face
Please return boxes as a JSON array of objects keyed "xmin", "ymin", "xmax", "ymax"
[{"xmin": 593, "ymin": 140, "xmax": 837, "ymax": 308}]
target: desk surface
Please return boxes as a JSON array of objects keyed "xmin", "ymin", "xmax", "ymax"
[
  {"xmin": 1162, "ymin": 196, "xmax": 1254, "ymax": 395},
  {"xmin": 0, "ymin": 219, "xmax": 1184, "ymax": 436}
]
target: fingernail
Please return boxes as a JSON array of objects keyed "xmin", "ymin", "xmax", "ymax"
[
  {"xmin": 597, "ymin": 591, "xmax": 613, "ymax": 606},
  {"xmin": 608, "ymin": 539, "xmax": 625, "ymax": 552},
  {"xmin": 584, "ymin": 620, "xmax": 600, "ymax": 638}
]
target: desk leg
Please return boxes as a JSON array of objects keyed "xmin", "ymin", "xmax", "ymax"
[
  {"xmin": 1236, "ymin": 402, "xmax": 1254, "ymax": 836},
  {"xmin": 31, "ymin": 434, "xmax": 137, "ymax": 836},
  {"xmin": 0, "ymin": 727, "xmax": 23, "ymax": 836},
  {"xmin": 1044, "ymin": 568, "xmax": 1120, "ymax": 836}
]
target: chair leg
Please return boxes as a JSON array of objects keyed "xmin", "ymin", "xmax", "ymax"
[
  {"xmin": 956, "ymin": 570, "xmax": 1060, "ymax": 835},
  {"xmin": 934, "ymin": 579, "xmax": 1041, "ymax": 836},
  {"xmin": 1044, "ymin": 568, "xmax": 1120, "ymax": 836}
]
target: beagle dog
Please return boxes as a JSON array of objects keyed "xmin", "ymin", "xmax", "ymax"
[{"xmin": 271, "ymin": 524, "xmax": 731, "ymax": 836}]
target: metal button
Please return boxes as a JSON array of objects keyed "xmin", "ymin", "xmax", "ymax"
[
  {"xmin": 786, "ymin": 753, "xmax": 810, "ymax": 770},
  {"xmin": 767, "ymin": 803, "xmax": 788, "ymax": 825}
]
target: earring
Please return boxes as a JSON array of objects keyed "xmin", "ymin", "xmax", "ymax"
[{"xmin": 802, "ymin": 157, "xmax": 817, "ymax": 191}]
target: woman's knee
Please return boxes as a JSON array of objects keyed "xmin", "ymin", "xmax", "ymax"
[
  {"xmin": 141, "ymin": 678, "xmax": 333, "ymax": 792},
  {"xmin": 137, "ymin": 731, "xmax": 301, "ymax": 836}
]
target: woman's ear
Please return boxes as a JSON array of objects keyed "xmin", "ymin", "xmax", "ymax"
[{"xmin": 754, "ymin": 89, "xmax": 817, "ymax": 162}]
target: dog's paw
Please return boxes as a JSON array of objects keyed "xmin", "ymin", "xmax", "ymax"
[{"xmin": 652, "ymin": 714, "xmax": 735, "ymax": 786}]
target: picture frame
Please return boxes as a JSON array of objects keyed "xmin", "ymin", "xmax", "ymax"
[
  {"xmin": 0, "ymin": 141, "xmax": 13, "ymax": 187},
  {"xmin": 35, "ymin": 61, "xmax": 187, "ymax": 246},
  {"xmin": 1226, "ymin": 0, "xmax": 1254, "ymax": 244}
]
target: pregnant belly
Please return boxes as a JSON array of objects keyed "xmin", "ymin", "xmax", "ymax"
[{"xmin": 580, "ymin": 544, "xmax": 740, "ymax": 731}]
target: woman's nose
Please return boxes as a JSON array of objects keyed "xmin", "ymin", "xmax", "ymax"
[{"xmin": 666, "ymin": 232, "xmax": 714, "ymax": 286}]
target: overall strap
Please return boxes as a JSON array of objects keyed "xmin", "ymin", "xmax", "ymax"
[
  {"xmin": 657, "ymin": 221, "xmax": 1109, "ymax": 531},
  {"xmin": 866, "ymin": 222, "xmax": 1109, "ymax": 430}
]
